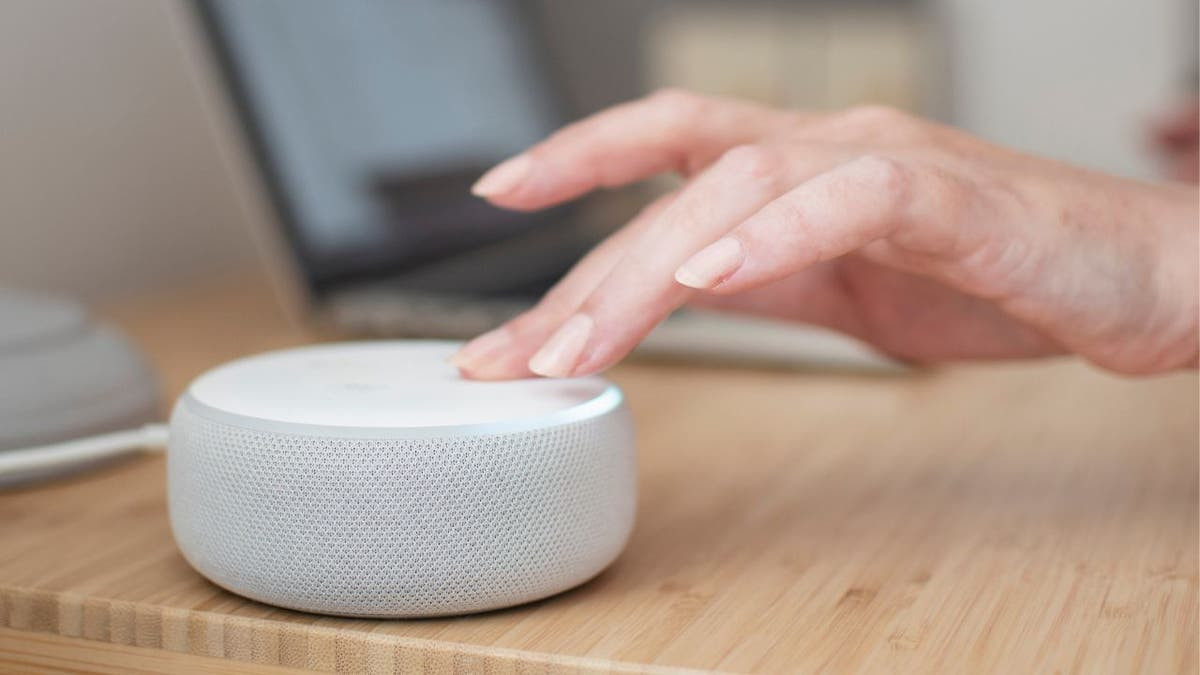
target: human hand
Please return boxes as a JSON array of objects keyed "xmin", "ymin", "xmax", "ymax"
[{"xmin": 452, "ymin": 91, "xmax": 1199, "ymax": 379}]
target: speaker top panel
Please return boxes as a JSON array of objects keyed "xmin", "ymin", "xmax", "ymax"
[{"xmin": 186, "ymin": 341, "xmax": 616, "ymax": 430}]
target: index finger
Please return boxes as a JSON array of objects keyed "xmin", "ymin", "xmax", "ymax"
[{"xmin": 471, "ymin": 89, "xmax": 801, "ymax": 211}]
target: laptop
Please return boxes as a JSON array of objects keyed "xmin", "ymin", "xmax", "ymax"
[{"xmin": 180, "ymin": 0, "xmax": 897, "ymax": 373}]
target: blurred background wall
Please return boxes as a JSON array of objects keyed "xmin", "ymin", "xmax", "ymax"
[
  {"xmin": 0, "ymin": 0, "xmax": 256, "ymax": 303},
  {"xmin": 0, "ymin": 0, "xmax": 1191, "ymax": 303}
]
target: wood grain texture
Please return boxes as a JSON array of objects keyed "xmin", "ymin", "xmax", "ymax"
[
  {"xmin": 0, "ymin": 270, "xmax": 1195, "ymax": 674},
  {"xmin": 0, "ymin": 626, "xmax": 303, "ymax": 674}
]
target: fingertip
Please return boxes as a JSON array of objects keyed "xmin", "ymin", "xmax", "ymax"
[
  {"xmin": 452, "ymin": 327, "xmax": 538, "ymax": 381},
  {"xmin": 453, "ymin": 350, "xmax": 538, "ymax": 380},
  {"xmin": 674, "ymin": 237, "xmax": 745, "ymax": 290},
  {"xmin": 471, "ymin": 194, "xmax": 550, "ymax": 213},
  {"xmin": 454, "ymin": 327, "xmax": 508, "ymax": 362},
  {"xmin": 527, "ymin": 314, "xmax": 594, "ymax": 378},
  {"xmin": 455, "ymin": 364, "xmax": 533, "ymax": 381},
  {"xmin": 472, "ymin": 153, "xmax": 532, "ymax": 198},
  {"xmin": 673, "ymin": 266, "xmax": 711, "ymax": 289}
]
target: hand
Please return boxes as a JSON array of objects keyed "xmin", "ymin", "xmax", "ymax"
[{"xmin": 451, "ymin": 90, "xmax": 1199, "ymax": 379}]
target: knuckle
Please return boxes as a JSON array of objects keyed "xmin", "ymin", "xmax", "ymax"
[
  {"xmin": 717, "ymin": 144, "xmax": 781, "ymax": 182},
  {"xmin": 840, "ymin": 104, "xmax": 910, "ymax": 128},
  {"xmin": 646, "ymin": 87, "xmax": 708, "ymax": 124},
  {"xmin": 649, "ymin": 87, "xmax": 698, "ymax": 106},
  {"xmin": 932, "ymin": 172, "xmax": 972, "ymax": 221},
  {"xmin": 824, "ymin": 104, "xmax": 932, "ymax": 144},
  {"xmin": 849, "ymin": 154, "xmax": 912, "ymax": 204}
]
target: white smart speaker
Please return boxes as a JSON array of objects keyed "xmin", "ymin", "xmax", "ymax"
[{"xmin": 167, "ymin": 341, "xmax": 636, "ymax": 617}]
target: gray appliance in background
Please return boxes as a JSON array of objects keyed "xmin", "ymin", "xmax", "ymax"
[
  {"xmin": 0, "ymin": 290, "xmax": 160, "ymax": 487},
  {"xmin": 185, "ymin": 0, "xmax": 897, "ymax": 372}
]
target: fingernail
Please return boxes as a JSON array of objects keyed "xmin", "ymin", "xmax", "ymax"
[
  {"xmin": 451, "ymin": 327, "xmax": 511, "ymax": 369},
  {"xmin": 528, "ymin": 314, "xmax": 593, "ymax": 377},
  {"xmin": 472, "ymin": 154, "xmax": 532, "ymax": 196},
  {"xmin": 675, "ymin": 237, "xmax": 745, "ymax": 289}
]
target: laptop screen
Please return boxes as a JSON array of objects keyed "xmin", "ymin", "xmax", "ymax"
[{"xmin": 198, "ymin": 0, "xmax": 590, "ymax": 299}]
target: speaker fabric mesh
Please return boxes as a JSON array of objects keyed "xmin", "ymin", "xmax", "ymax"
[{"xmin": 167, "ymin": 395, "xmax": 636, "ymax": 617}]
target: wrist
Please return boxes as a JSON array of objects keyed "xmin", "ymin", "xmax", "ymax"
[
  {"xmin": 1146, "ymin": 185, "xmax": 1198, "ymax": 372},
  {"xmin": 1064, "ymin": 181, "xmax": 1198, "ymax": 375}
]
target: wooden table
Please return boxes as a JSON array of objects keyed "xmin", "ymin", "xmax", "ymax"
[{"xmin": 1, "ymin": 271, "xmax": 1196, "ymax": 674}]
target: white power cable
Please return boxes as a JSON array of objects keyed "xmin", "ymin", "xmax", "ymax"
[{"xmin": 0, "ymin": 424, "xmax": 169, "ymax": 477}]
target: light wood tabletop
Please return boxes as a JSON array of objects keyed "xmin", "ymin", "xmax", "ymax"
[{"xmin": 1, "ymin": 271, "xmax": 1196, "ymax": 674}]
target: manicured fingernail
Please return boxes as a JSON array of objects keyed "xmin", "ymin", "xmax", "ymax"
[
  {"xmin": 528, "ymin": 314, "xmax": 593, "ymax": 377},
  {"xmin": 451, "ymin": 328, "xmax": 511, "ymax": 369},
  {"xmin": 472, "ymin": 154, "xmax": 532, "ymax": 196},
  {"xmin": 675, "ymin": 237, "xmax": 745, "ymax": 289}
]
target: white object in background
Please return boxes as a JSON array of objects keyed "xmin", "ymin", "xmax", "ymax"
[
  {"xmin": 0, "ymin": 289, "xmax": 160, "ymax": 488},
  {"xmin": 0, "ymin": 424, "xmax": 167, "ymax": 477},
  {"xmin": 167, "ymin": 341, "xmax": 637, "ymax": 617},
  {"xmin": 935, "ymin": 0, "xmax": 1181, "ymax": 179},
  {"xmin": 639, "ymin": 310, "xmax": 903, "ymax": 374}
]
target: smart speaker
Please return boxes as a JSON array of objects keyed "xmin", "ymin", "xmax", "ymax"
[{"xmin": 167, "ymin": 341, "xmax": 636, "ymax": 617}]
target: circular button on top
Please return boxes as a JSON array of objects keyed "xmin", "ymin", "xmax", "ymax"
[{"xmin": 187, "ymin": 341, "xmax": 615, "ymax": 430}]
